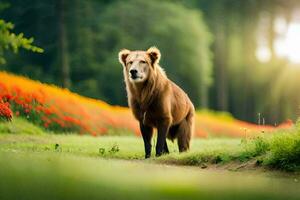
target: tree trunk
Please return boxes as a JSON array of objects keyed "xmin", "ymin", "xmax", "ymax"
[
  {"xmin": 58, "ymin": 0, "xmax": 71, "ymax": 88},
  {"xmin": 213, "ymin": 3, "xmax": 228, "ymax": 111}
]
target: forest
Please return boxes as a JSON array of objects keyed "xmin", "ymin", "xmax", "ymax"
[{"xmin": 1, "ymin": 0, "xmax": 300, "ymax": 124}]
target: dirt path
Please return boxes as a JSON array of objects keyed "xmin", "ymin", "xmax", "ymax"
[{"xmin": 108, "ymin": 157, "xmax": 300, "ymax": 180}]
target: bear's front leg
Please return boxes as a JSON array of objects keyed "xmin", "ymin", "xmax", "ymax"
[
  {"xmin": 140, "ymin": 123, "xmax": 153, "ymax": 159},
  {"xmin": 156, "ymin": 120, "xmax": 170, "ymax": 157}
]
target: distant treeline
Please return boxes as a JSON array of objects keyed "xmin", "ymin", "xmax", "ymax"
[{"xmin": 1, "ymin": 0, "xmax": 300, "ymax": 124}]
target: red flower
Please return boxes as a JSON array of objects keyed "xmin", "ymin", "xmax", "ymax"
[
  {"xmin": 43, "ymin": 122, "xmax": 49, "ymax": 128},
  {"xmin": 0, "ymin": 102, "xmax": 13, "ymax": 121},
  {"xmin": 2, "ymin": 94, "xmax": 13, "ymax": 101}
]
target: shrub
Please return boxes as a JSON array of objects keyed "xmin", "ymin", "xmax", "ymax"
[{"xmin": 266, "ymin": 130, "xmax": 300, "ymax": 171}]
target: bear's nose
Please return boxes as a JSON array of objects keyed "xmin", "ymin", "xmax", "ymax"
[{"xmin": 130, "ymin": 69, "xmax": 138, "ymax": 76}]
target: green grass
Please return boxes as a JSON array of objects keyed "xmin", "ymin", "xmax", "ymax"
[
  {"xmin": 1, "ymin": 151, "xmax": 300, "ymax": 200},
  {"xmin": 264, "ymin": 130, "xmax": 300, "ymax": 171},
  {"xmin": 1, "ymin": 119, "xmax": 300, "ymax": 199},
  {"xmin": 1, "ymin": 132, "xmax": 299, "ymax": 171},
  {"xmin": 1, "ymin": 118, "xmax": 300, "ymax": 171},
  {"xmin": 0, "ymin": 117, "xmax": 45, "ymax": 135}
]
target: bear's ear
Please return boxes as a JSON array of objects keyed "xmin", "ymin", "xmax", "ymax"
[
  {"xmin": 118, "ymin": 49, "xmax": 131, "ymax": 66},
  {"xmin": 147, "ymin": 46, "xmax": 161, "ymax": 66}
]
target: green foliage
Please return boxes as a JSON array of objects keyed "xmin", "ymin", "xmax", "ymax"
[
  {"xmin": 265, "ymin": 131, "xmax": 300, "ymax": 171},
  {"xmin": 98, "ymin": 143, "xmax": 120, "ymax": 156},
  {"xmin": 0, "ymin": 2, "xmax": 9, "ymax": 12},
  {"xmin": 0, "ymin": 19, "xmax": 43, "ymax": 64}
]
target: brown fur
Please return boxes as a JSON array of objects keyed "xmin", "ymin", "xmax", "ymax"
[{"xmin": 119, "ymin": 47, "xmax": 195, "ymax": 158}]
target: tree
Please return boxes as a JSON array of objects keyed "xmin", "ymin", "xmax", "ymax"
[
  {"xmin": 0, "ymin": 18, "xmax": 43, "ymax": 65},
  {"xmin": 57, "ymin": 0, "xmax": 71, "ymax": 88}
]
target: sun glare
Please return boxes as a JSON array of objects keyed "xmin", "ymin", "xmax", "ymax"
[
  {"xmin": 256, "ymin": 15, "xmax": 300, "ymax": 64},
  {"xmin": 278, "ymin": 23, "xmax": 300, "ymax": 63}
]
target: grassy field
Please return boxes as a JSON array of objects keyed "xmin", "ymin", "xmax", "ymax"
[
  {"xmin": 1, "ymin": 119, "xmax": 300, "ymax": 200},
  {"xmin": 1, "ymin": 151, "xmax": 300, "ymax": 200},
  {"xmin": 1, "ymin": 118, "xmax": 300, "ymax": 170}
]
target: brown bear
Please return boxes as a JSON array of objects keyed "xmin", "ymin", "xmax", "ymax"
[{"xmin": 118, "ymin": 47, "xmax": 195, "ymax": 158}]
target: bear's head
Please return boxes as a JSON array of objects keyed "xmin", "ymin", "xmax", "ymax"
[{"xmin": 118, "ymin": 47, "xmax": 161, "ymax": 83}]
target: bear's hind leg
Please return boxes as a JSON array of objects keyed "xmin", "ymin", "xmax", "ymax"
[{"xmin": 177, "ymin": 112, "xmax": 194, "ymax": 152}]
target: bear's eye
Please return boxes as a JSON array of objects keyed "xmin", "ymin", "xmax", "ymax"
[
  {"xmin": 140, "ymin": 60, "xmax": 146, "ymax": 64},
  {"xmin": 127, "ymin": 61, "xmax": 133, "ymax": 65}
]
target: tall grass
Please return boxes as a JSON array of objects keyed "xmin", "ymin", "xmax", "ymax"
[{"xmin": 265, "ymin": 129, "xmax": 300, "ymax": 171}]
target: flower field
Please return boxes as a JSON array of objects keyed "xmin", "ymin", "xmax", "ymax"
[{"xmin": 0, "ymin": 71, "xmax": 292, "ymax": 137}]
